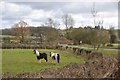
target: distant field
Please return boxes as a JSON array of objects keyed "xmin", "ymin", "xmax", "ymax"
[
  {"xmin": 0, "ymin": 35, "xmax": 14, "ymax": 38},
  {"xmin": 112, "ymin": 43, "xmax": 120, "ymax": 47},
  {"xmin": 101, "ymin": 43, "xmax": 120, "ymax": 49},
  {"xmin": 2, "ymin": 49, "xmax": 85, "ymax": 74},
  {"xmin": 99, "ymin": 49, "xmax": 118, "ymax": 56}
]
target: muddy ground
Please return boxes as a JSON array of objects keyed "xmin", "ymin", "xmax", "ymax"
[{"xmin": 2, "ymin": 56, "xmax": 119, "ymax": 78}]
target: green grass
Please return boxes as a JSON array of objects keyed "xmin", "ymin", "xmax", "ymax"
[
  {"xmin": 99, "ymin": 49, "xmax": 118, "ymax": 56},
  {"xmin": 0, "ymin": 35, "xmax": 15, "ymax": 38},
  {"xmin": 81, "ymin": 47, "xmax": 118, "ymax": 56},
  {"xmin": 86, "ymin": 48, "xmax": 118, "ymax": 56},
  {"xmin": 102, "ymin": 43, "xmax": 120, "ymax": 49},
  {"xmin": 2, "ymin": 49, "xmax": 85, "ymax": 74},
  {"xmin": 2, "ymin": 48, "xmax": 118, "ymax": 74},
  {"xmin": 112, "ymin": 43, "xmax": 120, "ymax": 48}
]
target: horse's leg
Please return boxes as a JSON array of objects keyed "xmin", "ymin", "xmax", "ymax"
[
  {"xmin": 52, "ymin": 59, "xmax": 53, "ymax": 63},
  {"xmin": 38, "ymin": 60, "xmax": 41, "ymax": 63},
  {"xmin": 55, "ymin": 58, "xmax": 57, "ymax": 63},
  {"xmin": 44, "ymin": 56, "xmax": 47, "ymax": 62},
  {"xmin": 44, "ymin": 59, "xmax": 47, "ymax": 62},
  {"xmin": 44, "ymin": 60, "xmax": 46, "ymax": 62},
  {"xmin": 51, "ymin": 57, "xmax": 54, "ymax": 63},
  {"xmin": 52, "ymin": 59, "xmax": 55, "ymax": 64}
]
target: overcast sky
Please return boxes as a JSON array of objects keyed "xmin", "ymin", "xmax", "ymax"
[{"xmin": 0, "ymin": 0, "xmax": 119, "ymax": 29}]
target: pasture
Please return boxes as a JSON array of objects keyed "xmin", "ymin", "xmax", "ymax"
[{"xmin": 2, "ymin": 49, "xmax": 85, "ymax": 74}]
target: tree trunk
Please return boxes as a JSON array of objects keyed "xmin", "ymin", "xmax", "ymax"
[
  {"xmin": 93, "ymin": 45, "xmax": 96, "ymax": 51},
  {"xmin": 96, "ymin": 44, "xmax": 100, "ymax": 51}
]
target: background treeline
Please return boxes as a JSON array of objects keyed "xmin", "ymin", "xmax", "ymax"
[
  {"xmin": 1, "ymin": 23, "xmax": 120, "ymax": 50},
  {"xmin": 1, "ymin": 26, "xmax": 119, "ymax": 43}
]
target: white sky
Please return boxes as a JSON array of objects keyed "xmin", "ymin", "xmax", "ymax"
[{"xmin": 0, "ymin": 0, "xmax": 119, "ymax": 29}]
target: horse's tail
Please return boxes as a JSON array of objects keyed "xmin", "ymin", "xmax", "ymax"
[
  {"xmin": 46, "ymin": 54, "xmax": 48, "ymax": 62},
  {"xmin": 57, "ymin": 54, "xmax": 60, "ymax": 63}
]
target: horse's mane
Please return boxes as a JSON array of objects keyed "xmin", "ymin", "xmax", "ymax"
[{"xmin": 34, "ymin": 49, "xmax": 40, "ymax": 56}]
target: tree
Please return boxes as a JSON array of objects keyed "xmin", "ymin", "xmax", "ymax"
[
  {"xmin": 109, "ymin": 27, "xmax": 117, "ymax": 43},
  {"xmin": 62, "ymin": 14, "xmax": 74, "ymax": 29},
  {"xmin": 91, "ymin": 2, "xmax": 97, "ymax": 28},
  {"xmin": 46, "ymin": 18, "xmax": 54, "ymax": 28},
  {"xmin": 95, "ymin": 13, "xmax": 104, "ymax": 29},
  {"xmin": 34, "ymin": 27, "xmax": 59, "ymax": 44},
  {"xmin": 12, "ymin": 20, "xmax": 30, "ymax": 43},
  {"xmin": 118, "ymin": 30, "xmax": 120, "ymax": 40},
  {"xmin": 45, "ymin": 28, "xmax": 58, "ymax": 43},
  {"xmin": 62, "ymin": 14, "xmax": 75, "ymax": 39},
  {"xmin": 46, "ymin": 18, "xmax": 60, "ymax": 29},
  {"xmin": 69, "ymin": 28, "xmax": 110, "ymax": 50},
  {"xmin": 84, "ymin": 29, "xmax": 110, "ymax": 50},
  {"xmin": 97, "ymin": 18, "xmax": 104, "ymax": 29},
  {"xmin": 53, "ymin": 20, "xmax": 60, "ymax": 29},
  {"xmin": 94, "ymin": 29, "xmax": 110, "ymax": 50}
]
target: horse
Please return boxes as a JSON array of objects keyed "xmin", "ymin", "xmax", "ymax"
[
  {"xmin": 33, "ymin": 49, "xmax": 48, "ymax": 63},
  {"xmin": 50, "ymin": 52, "xmax": 60, "ymax": 63}
]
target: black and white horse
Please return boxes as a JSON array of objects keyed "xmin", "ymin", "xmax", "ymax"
[
  {"xmin": 50, "ymin": 52, "xmax": 60, "ymax": 63},
  {"xmin": 33, "ymin": 49, "xmax": 48, "ymax": 63}
]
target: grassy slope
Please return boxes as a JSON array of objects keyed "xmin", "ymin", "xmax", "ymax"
[{"xmin": 2, "ymin": 49, "xmax": 85, "ymax": 74}]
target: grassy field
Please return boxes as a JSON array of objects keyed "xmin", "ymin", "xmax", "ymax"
[
  {"xmin": 112, "ymin": 43, "xmax": 120, "ymax": 48},
  {"xmin": 101, "ymin": 43, "xmax": 120, "ymax": 49},
  {"xmin": 2, "ymin": 48, "xmax": 118, "ymax": 74},
  {"xmin": 99, "ymin": 49, "xmax": 118, "ymax": 56},
  {"xmin": 2, "ymin": 49, "xmax": 85, "ymax": 74},
  {"xmin": 82, "ymin": 47, "xmax": 118, "ymax": 56}
]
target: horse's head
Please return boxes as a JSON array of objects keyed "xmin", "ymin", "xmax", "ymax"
[
  {"xmin": 50, "ymin": 52, "xmax": 55, "ymax": 57},
  {"xmin": 33, "ymin": 49, "xmax": 36, "ymax": 54},
  {"xmin": 33, "ymin": 49, "xmax": 39, "ymax": 55}
]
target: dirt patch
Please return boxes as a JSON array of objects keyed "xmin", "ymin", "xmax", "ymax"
[{"xmin": 3, "ymin": 56, "xmax": 118, "ymax": 78}]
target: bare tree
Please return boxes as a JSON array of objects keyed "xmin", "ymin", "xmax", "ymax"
[
  {"xmin": 46, "ymin": 18, "xmax": 60, "ymax": 29},
  {"xmin": 69, "ymin": 28, "xmax": 110, "ymax": 51},
  {"xmin": 12, "ymin": 20, "xmax": 30, "ymax": 43},
  {"xmin": 46, "ymin": 18, "xmax": 54, "ymax": 28},
  {"xmin": 62, "ymin": 14, "xmax": 74, "ymax": 29},
  {"xmin": 53, "ymin": 20, "xmax": 60, "ymax": 29},
  {"xmin": 62, "ymin": 14, "xmax": 75, "ymax": 39},
  {"xmin": 96, "ymin": 14, "xmax": 104, "ymax": 29},
  {"xmin": 99, "ymin": 17, "xmax": 104, "ymax": 29},
  {"xmin": 91, "ymin": 2, "xmax": 97, "ymax": 28},
  {"xmin": 109, "ymin": 27, "xmax": 117, "ymax": 43}
]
